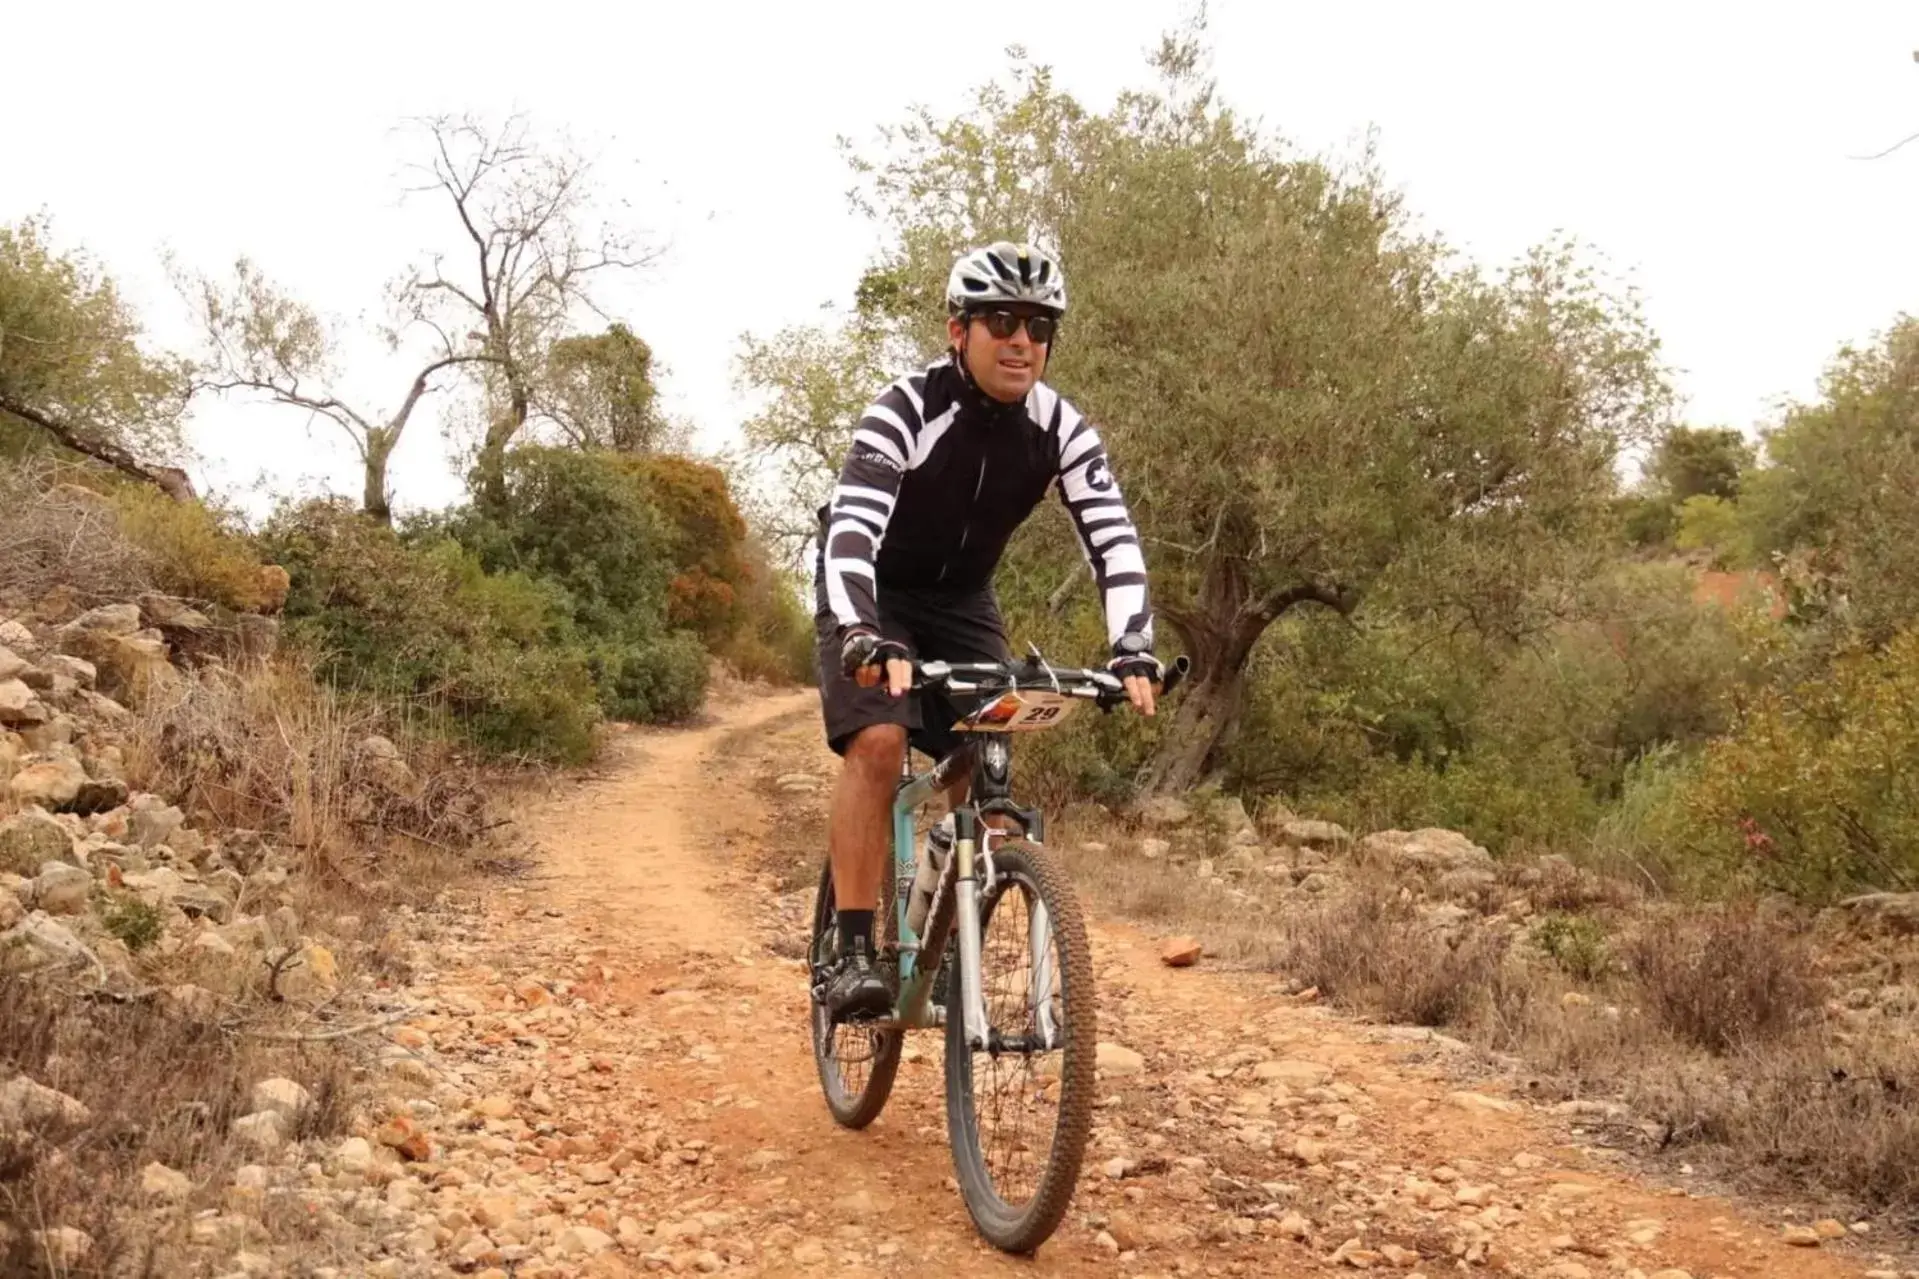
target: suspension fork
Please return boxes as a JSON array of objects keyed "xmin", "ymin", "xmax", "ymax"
[
  {"xmin": 952, "ymin": 805, "xmax": 992, "ymax": 1051},
  {"xmin": 952, "ymin": 804, "xmax": 1060, "ymax": 1052}
]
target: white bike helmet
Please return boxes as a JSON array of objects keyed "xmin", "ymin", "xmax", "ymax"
[{"xmin": 946, "ymin": 241, "xmax": 1068, "ymax": 315}]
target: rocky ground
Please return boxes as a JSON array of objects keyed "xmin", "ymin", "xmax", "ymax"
[{"xmin": 77, "ymin": 688, "xmax": 1902, "ymax": 1278}]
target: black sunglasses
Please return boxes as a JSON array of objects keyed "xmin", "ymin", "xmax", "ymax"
[{"xmin": 971, "ymin": 308, "xmax": 1059, "ymax": 345}]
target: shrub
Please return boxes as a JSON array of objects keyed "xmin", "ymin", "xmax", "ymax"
[
  {"xmin": 616, "ymin": 453, "xmax": 750, "ymax": 645},
  {"xmin": 100, "ymin": 895, "xmax": 163, "ymax": 952},
  {"xmin": 589, "ymin": 631, "xmax": 709, "ymax": 723},
  {"xmin": 108, "ymin": 483, "xmax": 281, "ymax": 612},
  {"xmin": 1531, "ymin": 912, "xmax": 1612, "ymax": 982},
  {"xmin": 1632, "ymin": 1031, "xmax": 1919, "ymax": 1208},
  {"xmin": 446, "ymin": 446, "xmax": 676, "ymax": 640},
  {"xmin": 258, "ymin": 499, "xmax": 599, "ymax": 762},
  {"xmin": 1284, "ymin": 883, "xmax": 1509, "ymax": 1028},
  {"xmin": 1668, "ymin": 628, "xmax": 1919, "ymax": 899},
  {"xmin": 438, "ymin": 447, "xmax": 727, "ymax": 718},
  {"xmin": 717, "ymin": 537, "xmax": 815, "ymax": 685},
  {"xmin": 1622, "ymin": 906, "xmax": 1821, "ymax": 1053}
]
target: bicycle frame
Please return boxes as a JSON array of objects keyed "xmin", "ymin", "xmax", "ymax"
[{"xmin": 886, "ymin": 735, "xmax": 1047, "ymax": 1046}]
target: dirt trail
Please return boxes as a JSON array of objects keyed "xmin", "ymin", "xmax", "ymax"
[{"xmin": 388, "ymin": 691, "xmax": 1891, "ymax": 1278}]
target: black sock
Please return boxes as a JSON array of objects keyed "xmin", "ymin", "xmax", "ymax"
[{"xmin": 838, "ymin": 909, "xmax": 875, "ymax": 955}]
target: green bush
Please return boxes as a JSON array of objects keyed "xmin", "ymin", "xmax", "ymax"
[
  {"xmin": 258, "ymin": 499, "xmax": 599, "ymax": 762},
  {"xmin": 1662, "ymin": 628, "xmax": 1919, "ymax": 900},
  {"xmin": 434, "ymin": 447, "xmax": 716, "ymax": 721},
  {"xmin": 1532, "ymin": 912, "xmax": 1612, "ymax": 981},
  {"xmin": 442, "ymin": 446, "xmax": 676, "ymax": 640},
  {"xmin": 589, "ymin": 631, "xmax": 709, "ymax": 723},
  {"xmin": 101, "ymin": 895, "xmax": 163, "ymax": 952}
]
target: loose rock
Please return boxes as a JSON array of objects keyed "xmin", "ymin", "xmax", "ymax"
[
  {"xmin": 1160, "ymin": 936, "xmax": 1202, "ymax": 967},
  {"xmin": 140, "ymin": 1162, "xmax": 194, "ymax": 1201},
  {"xmin": 0, "ymin": 1075, "xmax": 92, "ymax": 1133}
]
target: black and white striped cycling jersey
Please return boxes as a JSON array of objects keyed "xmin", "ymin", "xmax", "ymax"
[{"xmin": 816, "ymin": 353, "xmax": 1153, "ymax": 650}]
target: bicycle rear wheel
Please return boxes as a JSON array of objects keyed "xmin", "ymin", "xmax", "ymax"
[
  {"xmin": 944, "ymin": 838, "xmax": 1095, "ymax": 1253},
  {"xmin": 808, "ymin": 859, "xmax": 903, "ymax": 1128}
]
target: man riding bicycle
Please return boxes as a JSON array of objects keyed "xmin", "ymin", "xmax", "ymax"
[{"xmin": 813, "ymin": 241, "xmax": 1164, "ymax": 1020}]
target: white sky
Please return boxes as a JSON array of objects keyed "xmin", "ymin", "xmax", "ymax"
[{"xmin": 6, "ymin": 2, "xmax": 1917, "ymax": 518}]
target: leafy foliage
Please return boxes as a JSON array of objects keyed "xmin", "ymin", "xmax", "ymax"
[
  {"xmin": 540, "ymin": 324, "xmax": 676, "ymax": 453},
  {"xmin": 430, "ymin": 446, "xmax": 710, "ymax": 724},
  {"xmin": 1667, "ymin": 628, "xmax": 1919, "ymax": 899},
  {"xmin": 107, "ymin": 483, "xmax": 284, "ymax": 612},
  {"xmin": 1741, "ymin": 316, "xmax": 1919, "ymax": 638},
  {"xmin": 1651, "ymin": 426, "xmax": 1755, "ymax": 504},
  {"xmin": 0, "ymin": 216, "xmax": 188, "ymax": 460},
  {"xmin": 258, "ymin": 499, "xmax": 601, "ymax": 761},
  {"xmin": 617, "ymin": 453, "xmax": 750, "ymax": 645}
]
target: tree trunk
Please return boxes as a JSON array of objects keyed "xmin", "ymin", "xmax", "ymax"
[
  {"xmin": 474, "ymin": 381, "xmax": 530, "ymax": 509},
  {"xmin": 1136, "ymin": 557, "xmax": 1356, "ymax": 799},
  {"xmin": 362, "ymin": 433, "xmax": 395, "ymax": 526},
  {"xmin": 1136, "ymin": 622, "xmax": 1258, "ymax": 797},
  {"xmin": 0, "ymin": 395, "xmax": 196, "ymax": 502}
]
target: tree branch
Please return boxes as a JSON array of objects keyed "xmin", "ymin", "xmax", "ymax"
[
  {"xmin": 387, "ymin": 353, "xmax": 497, "ymax": 432},
  {"xmin": 0, "ymin": 395, "xmax": 196, "ymax": 501},
  {"xmin": 1243, "ymin": 580, "xmax": 1356, "ymax": 629},
  {"xmin": 1047, "ymin": 561, "xmax": 1089, "ymax": 613},
  {"xmin": 1850, "ymin": 129, "xmax": 1919, "ymax": 162}
]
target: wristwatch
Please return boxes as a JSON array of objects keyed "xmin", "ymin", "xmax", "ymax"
[{"xmin": 1115, "ymin": 632, "xmax": 1151, "ymax": 657}]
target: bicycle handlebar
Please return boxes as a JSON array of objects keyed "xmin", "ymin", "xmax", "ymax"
[{"xmin": 912, "ymin": 653, "xmax": 1191, "ymax": 711}]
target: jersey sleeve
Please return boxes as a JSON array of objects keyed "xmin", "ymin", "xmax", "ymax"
[
  {"xmin": 819, "ymin": 379, "xmax": 921, "ymax": 634},
  {"xmin": 1050, "ymin": 396, "xmax": 1154, "ymax": 649}
]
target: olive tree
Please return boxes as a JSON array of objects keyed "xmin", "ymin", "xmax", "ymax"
[
  {"xmin": 770, "ymin": 39, "xmax": 1670, "ymax": 794},
  {"xmin": 733, "ymin": 318, "xmax": 902, "ymax": 562},
  {"xmin": 0, "ymin": 217, "xmax": 193, "ymax": 497}
]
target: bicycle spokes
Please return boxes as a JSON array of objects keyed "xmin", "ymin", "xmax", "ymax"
[{"xmin": 971, "ymin": 872, "xmax": 1065, "ymax": 1203}]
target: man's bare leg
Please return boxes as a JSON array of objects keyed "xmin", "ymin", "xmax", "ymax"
[
  {"xmin": 830, "ymin": 724, "xmax": 907, "ymax": 912},
  {"xmin": 822, "ymin": 724, "xmax": 909, "ymax": 1017}
]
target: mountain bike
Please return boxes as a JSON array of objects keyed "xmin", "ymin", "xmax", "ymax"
[{"xmin": 807, "ymin": 651, "xmax": 1188, "ymax": 1253}]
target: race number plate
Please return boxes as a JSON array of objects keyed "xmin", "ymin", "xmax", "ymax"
[{"xmin": 954, "ymin": 690, "xmax": 1080, "ymax": 733}]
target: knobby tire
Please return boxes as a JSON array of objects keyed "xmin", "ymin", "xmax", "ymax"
[
  {"xmin": 808, "ymin": 859, "xmax": 903, "ymax": 1128},
  {"xmin": 943, "ymin": 839, "xmax": 1095, "ymax": 1254}
]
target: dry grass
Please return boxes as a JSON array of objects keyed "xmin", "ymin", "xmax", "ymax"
[
  {"xmin": 1057, "ymin": 814, "xmax": 1919, "ymax": 1213},
  {"xmin": 0, "ymin": 657, "xmax": 497, "ymax": 1267},
  {"xmin": 0, "ymin": 461, "xmax": 155, "ymax": 609},
  {"xmin": 1621, "ymin": 905, "xmax": 1823, "ymax": 1054},
  {"xmin": 1282, "ymin": 882, "xmax": 1511, "ymax": 1027},
  {"xmin": 124, "ymin": 660, "xmax": 494, "ymax": 911},
  {"xmin": 0, "ymin": 974, "xmax": 353, "ymax": 1275}
]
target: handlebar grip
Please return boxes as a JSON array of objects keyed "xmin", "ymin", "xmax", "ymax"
[{"xmin": 1160, "ymin": 654, "xmax": 1192, "ymax": 698}]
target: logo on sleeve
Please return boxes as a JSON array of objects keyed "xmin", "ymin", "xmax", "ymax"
[
  {"xmin": 1085, "ymin": 456, "xmax": 1115, "ymax": 492},
  {"xmin": 850, "ymin": 445, "xmax": 904, "ymax": 475}
]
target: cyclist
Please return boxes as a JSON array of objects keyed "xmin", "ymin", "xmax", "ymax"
[{"xmin": 813, "ymin": 240, "xmax": 1163, "ymax": 1019}]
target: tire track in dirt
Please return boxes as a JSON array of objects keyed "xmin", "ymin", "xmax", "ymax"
[{"xmin": 396, "ymin": 690, "xmax": 1885, "ymax": 1278}]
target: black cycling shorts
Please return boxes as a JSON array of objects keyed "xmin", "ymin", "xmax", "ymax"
[{"xmin": 813, "ymin": 561, "xmax": 1011, "ymax": 760}]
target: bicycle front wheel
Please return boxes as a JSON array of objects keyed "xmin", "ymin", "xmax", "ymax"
[
  {"xmin": 808, "ymin": 859, "xmax": 903, "ymax": 1128},
  {"xmin": 944, "ymin": 838, "xmax": 1095, "ymax": 1253}
]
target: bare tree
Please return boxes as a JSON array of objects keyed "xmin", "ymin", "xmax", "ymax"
[
  {"xmin": 401, "ymin": 115, "xmax": 658, "ymax": 504},
  {"xmin": 183, "ymin": 114, "xmax": 655, "ymax": 522},
  {"xmin": 183, "ymin": 258, "xmax": 488, "ymax": 524}
]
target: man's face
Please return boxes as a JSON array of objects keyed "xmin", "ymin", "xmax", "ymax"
[{"xmin": 949, "ymin": 306, "xmax": 1054, "ymax": 403}]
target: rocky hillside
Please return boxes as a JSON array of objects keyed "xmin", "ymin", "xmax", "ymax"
[{"xmin": 1, "ymin": 585, "xmax": 486, "ymax": 1274}]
